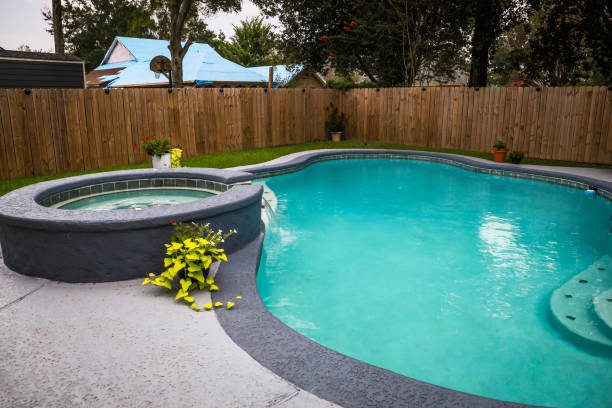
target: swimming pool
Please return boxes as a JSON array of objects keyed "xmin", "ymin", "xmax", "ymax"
[{"xmin": 256, "ymin": 158, "xmax": 612, "ymax": 408}]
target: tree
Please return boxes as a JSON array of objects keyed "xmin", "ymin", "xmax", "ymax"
[
  {"xmin": 52, "ymin": 0, "xmax": 65, "ymax": 53},
  {"xmin": 168, "ymin": 0, "xmax": 195, "ymax": 87},
  {"xmin": 255, "ymin": 0, "xmax": 470, "ymax": 86},
  {"xmin": 488, "ymin": 22, "xmax": 530, "ymax": 85},
  {"xmin": 487, "ymin": 0, "xmax": 610, "ymax": 86},
  {"xmin": 467, "ymin": 0, "xmax": 527, "ymax": 87},
  {"xmin": 44, "ymin": 0, "xmax": 161, "ymax": 70},
  {"xmin": 526, "ymin": 0, "xmax": 610, "ymax": 85},
  {"xmin": 167, "ymin": 0, "xmax": 240, "ymax": 87},
  {"xmin": 216, "ymin": 17, "xmax": 281, "ymax": 67}
]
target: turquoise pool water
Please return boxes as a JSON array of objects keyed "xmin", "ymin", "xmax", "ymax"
[
  {"xmin": 58, "ymin": 188, "xmax": 213, "ymax": 210},
  {"xmin": 256, "ymin": 159, "xmax": 612, "ymax": 408}
]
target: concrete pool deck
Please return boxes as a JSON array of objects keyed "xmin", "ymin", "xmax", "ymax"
[
  {"xmin": 0, "ymin": 256, "xmax": 336, "ymax": 407},
  {"xmin": 1, "ymin": 150, "xmax": 610, "ymax": 407}
]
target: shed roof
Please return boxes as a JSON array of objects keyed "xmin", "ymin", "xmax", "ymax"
[{"xmin": 0, "ymin": 50, "xmax": 83, "ymax": 63}]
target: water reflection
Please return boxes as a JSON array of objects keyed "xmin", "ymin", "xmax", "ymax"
[{"xmin": 477, "ymin": 214, "xmax": 555, "ymax": 319}]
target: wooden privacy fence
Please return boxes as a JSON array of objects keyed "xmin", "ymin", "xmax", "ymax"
[
  {"xmin": 0, "ymin": 86, "xmax": 609, "ymax": 180},
  {"xmin": 342, "ymin": 86, "xmax": 611, "ymax": 165}
]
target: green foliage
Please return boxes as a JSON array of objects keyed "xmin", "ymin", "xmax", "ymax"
[
  {"xmin": 216, "ymin": 17, "xmax": 282, "ymax": 67},
  {"xmin": 326, "ymin": 79, "xmax": 356, "ymax": 90},
  {"xmin": 325, "ymin": 105, "xmax": 347, "ymax": 133},
  {"xmin": 525, "ymin": 0, "xmax": 610, "ymax": 86},
  {"xmin": 488, "ymin": 23, "xmax": 531, "ymax": 86},
  {"xmin": 142, "ymin": 222, "xmax": 237, "ymax": 311},
  {"xmin": 326, "ymin": 79, "xmax": 379, "ymax": 89},
  {"xmin": 508, "ymin": 151, "xmax": 524, "ymax": 164},
  {"xmin": 487, "ymin": 0, "xmax": 610, "ymax": 86},
  {"xmin": 493, "ymin": 140, "xmax": 507, "ymax": 149},
  {"xmin": 142, "ymin": 137, "xmax": 171, "ymax": 156},
  {"xmin": 254, "ymin": 0, "xmax": 470, "ymax": 86}
]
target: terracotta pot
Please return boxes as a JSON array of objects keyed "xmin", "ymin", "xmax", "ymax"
[
  {"xmin": 330, "ymin": 131, "xmax": 342, "ymax": 142},
  {"xmin": 491, "ymin": 148, "xmax": 508, "ymax": 163}
]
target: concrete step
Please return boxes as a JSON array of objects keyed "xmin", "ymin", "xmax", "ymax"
[{"xmin": 549, "ymin": 255, "xmax": 612, "ymax": 349}]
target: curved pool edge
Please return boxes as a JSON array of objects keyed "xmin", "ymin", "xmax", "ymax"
[
  {"xmin": 236, "ymin": 149, "xmax": 612, "ymax": 197},
  {"xmin": 213, "ymin": 150, "xmax": 612, "ymax": 407},
  {"xmin": 213, "ymin": 231, "xmax": 533, "ymax": 408}
]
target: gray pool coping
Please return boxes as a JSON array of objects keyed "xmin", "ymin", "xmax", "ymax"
[{"xmin": 214, "ymin": 149, "xmax": 612, "ymax": 408}]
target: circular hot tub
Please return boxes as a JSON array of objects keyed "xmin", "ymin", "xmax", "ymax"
[{"xmin": 0, "ymin": 168, "xmax": 261, "ymax": 282}]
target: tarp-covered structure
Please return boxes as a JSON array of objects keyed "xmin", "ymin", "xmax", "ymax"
[{"xmin": 86, "ymin": 37, "xmax": 304, "ymax": 88}]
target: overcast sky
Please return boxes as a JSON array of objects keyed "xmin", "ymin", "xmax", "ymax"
[{"xmin": 0, "ymin": 0, "xmax": 274, "ymax": 52}]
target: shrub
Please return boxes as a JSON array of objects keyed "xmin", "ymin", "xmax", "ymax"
[
  {"xmin": 493, "ymin": 140, "xmax": 507, "ymax": 149},
  {"xmin": 171, "ymin": 148, "xmax": 182, "ymax": 167},
  {"xmin": 142, "ymin": 137, "xmax": 171, "ymax": 156},
  {"xmin": 325, "ymin": 105, "xmax": 347, "ymax": 133},
  {"xmin": 142, "ymin": 221, "xmax": 238, "ymax": 311},
  {"xmin": 508, "ymin": 151, "xmax": 524, "ymax": 164}
]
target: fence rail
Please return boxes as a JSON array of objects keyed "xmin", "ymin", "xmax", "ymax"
[{"xmin": 0, "ymin": 86, "xmax": 609, "ymax": 180}]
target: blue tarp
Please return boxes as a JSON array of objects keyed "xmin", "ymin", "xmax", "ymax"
[{"xmin": 94, "ymin": 37, "xmax": 296, "ymax": 88}]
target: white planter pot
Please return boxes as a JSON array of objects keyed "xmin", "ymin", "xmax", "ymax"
[{"xmin": 152, "ymin": 153, "xmax": 171, "ymax": 169}]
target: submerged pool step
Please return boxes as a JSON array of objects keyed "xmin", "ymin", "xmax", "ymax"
[
  {"xmin": 549, "ymin": 255, "xmax": 612, "ymax": 349},
  {"xmin": 593, "ymin": 287, "xmax": 612, "ymax": 339}
]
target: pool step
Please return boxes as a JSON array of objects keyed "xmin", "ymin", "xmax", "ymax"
[
  {"xmin": 593, "ymin": 288, "xmax": 612, "ymax": 339},
  {"xmin": 549, "ymin": 255, "xmax": 612, "ymax": 349}
]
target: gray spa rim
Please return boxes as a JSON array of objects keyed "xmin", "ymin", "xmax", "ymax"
[
  {"xmin": 0, "ymin": 168, "xmax": 262, "ymax": 282},
  {"xmin": 212, "ymin": 149, "xmax": 612, "ymax": 408}
]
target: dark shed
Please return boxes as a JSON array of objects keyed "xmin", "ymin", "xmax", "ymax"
[{"xmin": 0, "ymin": 50, "xmax": 85, "ymax": 88}]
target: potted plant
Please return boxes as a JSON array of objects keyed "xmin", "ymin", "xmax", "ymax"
[
  {"xmin": 142, "ymin": 137, "xmax": 172, "ymax": 169},
  {"xmin": 491, "ymin": 140, "xmax": 509, "ymax": 163},
  {"xmin": 325, "ymin": 106, "xmax": 347, "ymax": 142},
  {"xmin": 142, "ymin": 221, "xmax": 239, "ymax": 311},
  {"xmin": 508, "ymin": 151, "xmax": 524, "ymax": 164}
]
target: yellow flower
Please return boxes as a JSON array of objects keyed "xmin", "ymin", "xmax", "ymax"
[
  {"xmin": 141, "ymin": 277, "xmax": 151, "ymax": 285},
  {"xmin": 191, "ymin": 303, "xmax": 202, "ymax": 311},
  {"xmin": 226, "ymin": 302, "xmax": 235, "ymax": 310},
  {"xmin": 204, "ymin": 302, "xmax": 213, "ymax": 311},
  {"xmin": 236, "ymin": 295, "xmax": 242, "ymax": 300},
  {"xmin": 214, "ymin": 301, "xmax": 223, "ymax": 308},
  {"xmin": 209, "ymin": 284, "xmax": 219, "ymax": 292}
]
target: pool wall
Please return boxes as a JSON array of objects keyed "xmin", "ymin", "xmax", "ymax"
[
  {"xmin": 0, "ymin": 168, "xmax": 262, "ymax": 283},
  {"xmin": 214, "ymin": 149, "xmax": 612, "ymax": 408}
]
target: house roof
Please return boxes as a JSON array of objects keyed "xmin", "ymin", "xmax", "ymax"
[
  {"xmin": 0, "ymin": 50, "xmax": 83, "ymax": 63},
  {"xmin": 93, "ymin": 37, "xmax": 295, "ymax": 88}
]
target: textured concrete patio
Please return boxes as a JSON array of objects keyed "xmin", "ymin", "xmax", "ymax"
[{"xmin": 0, "ymin": 257, "xmax": 335, "ymax": 407}]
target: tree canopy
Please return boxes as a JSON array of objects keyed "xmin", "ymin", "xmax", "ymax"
[
  {"xmin": 255, "ymin": 0, "xmax": 609, "ymax": 86},
  {"xmin": 215, "ymin": 17, "xmax": 282, "ymax": 67},
  {"xmin": 255, "ymin": 0, "xmax": 470, "ymax": 86}
]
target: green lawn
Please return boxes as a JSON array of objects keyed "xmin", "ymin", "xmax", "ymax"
[{"xmin": 1, "ymin": 140, "xmax": 609, "ymax": 196}]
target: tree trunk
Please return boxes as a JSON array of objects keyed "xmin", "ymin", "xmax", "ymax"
[
  {"xmin": 168, "ymin": 0, "xmax": 194, "ymax": 88},
  {"xmin": 52, "ymin": 0, "xmax": 64, "ymax": 54},
  {"xmin": 169, "ymin": 37, "xmax": 184, "ymax": 87},
  {"xmin": 468, "ymin": 0, "xmax": 497, "ymax": 87}
]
